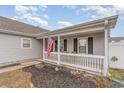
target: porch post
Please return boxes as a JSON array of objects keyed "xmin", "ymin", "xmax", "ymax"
[
  {"xmin": 43, "ymin": 38, "xmax": 45, "ymax": 60},
  {"xmin": 57, "ymin": 35, "xmax": 60, "ymax": 65},
  {"xmin": 103, "ymin": 20, "xmax": 109, "ymax": 76}
]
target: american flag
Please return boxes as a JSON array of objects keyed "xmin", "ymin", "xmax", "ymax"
[{"xmin": 47, "ymin": 36, "xmax": 54, "ymax": 56}]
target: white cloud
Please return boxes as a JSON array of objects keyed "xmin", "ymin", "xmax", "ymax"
[
  {"xmin": 113, "ymin": 5, "xmax": 124, "ymax": 13},
  {"xmin": 38, "ymin": 5, "xmax": 48, "ymax": 11},
  {"xmin": 15, "ymin": 5, "xmax": 29, "ymax": 14},
  {"xmin": 75, "ymin": 5, "xmax": 120, "ymax": 21},
  {"xmin": 64, "ymin": 5, "xmax": 78, "ymax": 9},
  {"xmin": 29, "ymin": 6, "xmax": 38, "ymax": 12},
  {"xmin": 43, "ymin": 14, "xmax": 49, "ymax": 19},
  {"xmin": 119, "ymin": 16, "xmax": 124, "ymax": 20},
  {"xmin": 76, "ymin": 5, "xmax": 124, "ymax": 21},
  {"xmin": 58, "ymin": 21, "xmax": 73, "ymax": 28},
  {"xmin": 27, "ymin": 16, "xmax": 48, "ymax": 26},
  {"xmin": 14, "ymin": 5, "xmax": 48, "ymax": 27},
  {"xmin": 40, "ymin": 5, "xmax": 47, "ymax": 8},
  {"xmin": 15, "ymin": 5, "xmax": 38, "ymax": 14},
  {"xmin": 11, "ymin": 16, "xmax": 18, "ymax": 20}
]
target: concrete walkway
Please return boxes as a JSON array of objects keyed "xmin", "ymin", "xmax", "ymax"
[{"xmin": 0, "ymin": 60, "xmax": 41, "ymax": 74}]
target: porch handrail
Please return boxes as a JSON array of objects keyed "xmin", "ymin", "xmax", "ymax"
[
  {"xmin": 44, "ymin": 51, "xmax": 58, "ymax": 55},
  {"xmin": 44, "ymin": 51, "xmax": 104, "ymax": 58},
  {"xmin": 60, "ymin": 52, "xmax": 105, "ymax": 59}
]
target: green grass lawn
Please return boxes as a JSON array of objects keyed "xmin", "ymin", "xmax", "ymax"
[{"xmin": 109, "ymin": 68, "xmax": 124, "ymax": 81}]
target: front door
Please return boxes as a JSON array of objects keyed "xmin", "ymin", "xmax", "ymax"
[{"xmin": 78, "ymin": 37, "xmax": 88, "ymax": 54}]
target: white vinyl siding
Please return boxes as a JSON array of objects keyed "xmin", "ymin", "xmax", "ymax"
[{"xmin": 0, "ymin": 33, "xmax": 43, "ymax": 64}]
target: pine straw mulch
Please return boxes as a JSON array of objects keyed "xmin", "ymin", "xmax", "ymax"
[{"xmin": 0, "ymin": 62, "xmax": 124, "ymax": 88}]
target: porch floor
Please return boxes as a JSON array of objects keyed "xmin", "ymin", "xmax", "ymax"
[{"xmin": 0, "ymin": 60, "xmax": 123, "ymax": 88}]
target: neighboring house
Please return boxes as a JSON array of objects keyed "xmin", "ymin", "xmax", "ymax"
[
  {"xmin": 109, "ymin": 37, "xmax": 124, "ymax": 69},
  {"xmin": 0, "ymin": 15, "xmax": 118, "ymax": 76}
]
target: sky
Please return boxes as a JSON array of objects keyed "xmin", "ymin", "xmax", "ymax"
[{"xmin": 0, "ymin": 5, "xmax": 124, "ymax": 37}]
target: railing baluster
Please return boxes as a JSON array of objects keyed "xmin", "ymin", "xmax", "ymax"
[
  {"xmin": 92, "ymin": 58, "xmax": 94, "ymax": 69},
  {"xmin": 98, "ymin": 58, "xmax": 99, "ymax": 69},
  {"xmin": 82, "ymin": 57, "xmax": 84, "ymax": 66},
  {"xmin": 99, "ymin": 59, "xmax": 101, "ymax": 70},
  {"xmin": 87, "ymin": 58, "xmax": 90, "ymax": 67},
  {"xmin": 96, "ymin": 58, "xmax": 97, "ymax": 69},
  {"xmin": 88, "ymin": 57, "xmax": 89, "ymax": 67},
  {"xmin": 84, "ymin": 57, "xmax": 86, "ymax": 67},
  {"xmin": 95, "ymin": 58, "xmax": 96, "ymax": 69},
  {"xmin": 86, "ymin": 57, "xmax": 87, "ymax": 67},
  {"xmin": 91, "ymin": 57, "xmax": 94, "ymax": 68},
  {"xmin": 90, "ymin": 58, "xmax": 91, "ymax": 68}
]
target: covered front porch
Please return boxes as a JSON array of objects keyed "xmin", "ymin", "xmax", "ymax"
[
  {"xmin": 43, "ymin": 32, "xmax": 105, "ymax": 76},
  {"xmin": 37, "ymin": 16, "xmax": 118, "ymax": 76}
]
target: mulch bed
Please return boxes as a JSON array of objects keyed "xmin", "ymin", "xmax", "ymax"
[
  {"xmin": 0, "ymin": 62, "xmax": 124, "ymax": 88},
  {"xmin": 23, "ymin": 64, "xmax": 96, "ymax": 88},
  {"xmin": 23, "ymin": 63, "xmax": 124, "ymax": 88}
]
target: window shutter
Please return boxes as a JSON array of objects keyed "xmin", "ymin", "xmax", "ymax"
[
  {"xmin": 64, "ymin": 39, "xmax": 67, "ymax": 51},
  {"xmin": 73, "ymin": 38, "xmax": 78, "ymax": 53},
  {"xmin": 88, "ymin": 37, "xmax": 93, "ymax": 54}
]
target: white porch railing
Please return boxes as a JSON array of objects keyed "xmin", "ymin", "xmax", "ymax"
[
  {"xmin": 60, "ymin": 53, "xmax": 104, "ymax": 73},
  {"xmin": 44, "ymin": 52, "xmax": 104, "ymax": 74},
  {"xmin": 44, "ymin": 52, "xmax": 58, "ymax": 63}
]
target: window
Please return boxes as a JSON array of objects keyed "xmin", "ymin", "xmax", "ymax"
[
  {"xmin": 64, "ymin": 39, "xmax": 67, "ymax": 51},
  {"xmin": 21, "ymin": 38, "xmax": 32, "ymax": 49}
]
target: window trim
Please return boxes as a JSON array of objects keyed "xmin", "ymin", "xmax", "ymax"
[{"xmin": 21, "ymin": 38, "xmax": 32, "ymax": 49}]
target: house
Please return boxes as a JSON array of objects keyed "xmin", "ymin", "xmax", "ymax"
[
  {"xmin": 0, "ymin": 15, "xmax": 118, "ymax": 76},
  {"xmin": 109, "ymin": 37, "xmax": 124, "ymax": 69}
]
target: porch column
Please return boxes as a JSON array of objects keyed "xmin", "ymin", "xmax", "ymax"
[
  {"xmin": 103, "ymin": 20, "xmax": 109, "ymax": 76},
  {"xmin": 57, "ymin": 35, "xmax": 60, "ymax": 65},
  {"xmin": 43, "ymin": 38, "xmax": 45, "ymax": 60}
]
